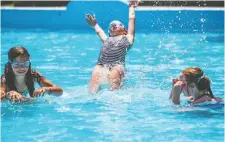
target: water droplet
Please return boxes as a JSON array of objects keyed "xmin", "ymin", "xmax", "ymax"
[{"xmin": 200, "ymin": 18, "xmax": 206, "ymax": 23}]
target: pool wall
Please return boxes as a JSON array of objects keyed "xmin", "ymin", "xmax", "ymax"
[{"xmin": 1, "ymin": 1, "xmax": 224, "ymax": 32}]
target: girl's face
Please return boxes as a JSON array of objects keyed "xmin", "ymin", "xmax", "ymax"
[
  {"xmin": 11, "ymin": 55, "xmax": 30, "ymax": 76},
  {"xmin": 179, "ymin": 73, "xmax": 189, "ymax": 95},
  {"xmin": 179, "ymin": 73, "xmax": 198, "ymax": 97},
  {"xmin": 110, "ymin": 26, "xmax": 127, "ymax": 37}
]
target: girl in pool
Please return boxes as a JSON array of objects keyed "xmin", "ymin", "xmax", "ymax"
[
  {"xmin": 85, "ymin": 0, "xmax": 140, "ymax": 94},
  {"xmin": 169, "ymin": 67, "xmax": 223, "ymax": 105},
  {"xmin": 0, "ymin": 46, "xmax": 63, "ymax": 102}
]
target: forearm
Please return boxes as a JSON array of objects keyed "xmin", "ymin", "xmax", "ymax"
[
  {"xmin": 43, "ymin": 86, "xmax": 63, "ymax": 97},
  {"xmin": 171, "ymin": 86, "xmax": 182, "ymax": 105},
  {"xmin": 1, "ymin": 85, "xmax": 7, "ymax": 101},
  {"xmin": 94, "ymin": 24, "xmax": 103, "ymax": 33},
  {"xmin": 128, "ymin": 6, "xmax": 135, "ymax": 35},
  {"xmin": 39, "ymin": 78, "xmax": 63, "ymax": 97},
  {"xmin": 93, "ymin": 24, "xmax": 107, "ymax": 41},
  {"xmin": 1, "ymin": 90, "xmax": 6, "ymax": 101}
]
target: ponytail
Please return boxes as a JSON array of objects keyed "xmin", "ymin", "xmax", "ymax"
[{"xmin": 196, "ymin": 76, "xmax": 214, "ymax": 98}]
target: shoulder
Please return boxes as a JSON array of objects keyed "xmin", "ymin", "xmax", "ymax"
[
  {"xmin": 1, "ymin": 74, "xmax": 6, "ymax": 84},
  {"xmin": 125, "ymin": 34, "xmax": 134, "ymax": 45},
  {"xmin": 31, "ymin": 69, "xmax": 43, "ymax": 77},
  {"xmin": 104, "ymin": 37, "xmax": 110, "ymax": 41},
  {"xmin": 31, "ymin": 70, "xmax": 45, "ymax": 83}
]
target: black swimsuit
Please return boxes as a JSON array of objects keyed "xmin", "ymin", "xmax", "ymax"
[{"xmin": 1, "ymin": 69, "xmax": 46, "ymax": 96}]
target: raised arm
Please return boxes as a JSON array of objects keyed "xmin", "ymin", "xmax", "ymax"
[
  {"xmin": 85, "ymin": 14, "xmax": 107, "ymax": 42},
  {"xmin": 170, "ymin": 79, "xmax": 185, "ymax": 105},
  {"xmin": 127, "ymin": 1, "xmax": 139, "ymax": 45}
]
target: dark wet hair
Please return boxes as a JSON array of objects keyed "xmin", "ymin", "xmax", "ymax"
[
  {"xmin": 4, "ymin": 46, "xmax": 35, "ymax": 97},
  {"xmin": 182, "ymin": 67, "xmax": 214, "ymax": 98}
]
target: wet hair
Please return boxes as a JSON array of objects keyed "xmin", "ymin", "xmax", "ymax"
[
  {"xmin": 182, "ymin": 67, "xmax": 214, "ymax": 98},
  {"xmin": 108, "ymin": 21, "xmax": 127, "ymax": 37},
  {"xmin": 4, "ymin": 46, "xmax": 35, "ymax": 97},
  {"xmin": 108, "ymin": 28, "xmax": 128, "ymax": 37}
]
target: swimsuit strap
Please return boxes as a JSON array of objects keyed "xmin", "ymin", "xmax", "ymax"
[{"xmin": 19, "ymin": 88, "xmax": 29, "ymax": 97}]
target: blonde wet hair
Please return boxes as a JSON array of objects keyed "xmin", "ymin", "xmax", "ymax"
[{"xmin": 182, "ymin": 67, "xmax": 214, "ymax": 98}]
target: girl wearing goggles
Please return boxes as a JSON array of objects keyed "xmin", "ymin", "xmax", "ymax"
[
  {"xmin": 169, "ymin": 67, "xmax": 223, "ymax": 105},
  {"xmin": 85, "ymin": 1, "xmax": 140, "ymax": 94},
  {"xmin": 1, "ymin": 46, "xmax": 63, "ymax": 103}
]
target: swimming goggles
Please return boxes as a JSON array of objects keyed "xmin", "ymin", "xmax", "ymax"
[
  {"xmin": 10, "ymin": 60, "xmax": 30, "ymax": 68},
  {"xmin": 196, "ymin": 74, "xmax": 205, "ymax": 83},
  {"xmin": 108, "ymin": 21, "xmax": 125, "ymax": 33}
]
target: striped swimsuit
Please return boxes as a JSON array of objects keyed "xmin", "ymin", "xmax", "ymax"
[{"xmin": 97, "ymin": 35, "xmax": 131, "ymax": 67}]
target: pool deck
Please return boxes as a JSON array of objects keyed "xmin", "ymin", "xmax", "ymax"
[
  {"xmin": 1, "ymin": 1, "xmax": 224, "ymax": 31},
  {"xmin": 136, "ymin": 6, "xmax": 224, "ymax": 11},
  {"xmin": 1, "ymin": 6, "xmax": 224, "ymax": 11}
]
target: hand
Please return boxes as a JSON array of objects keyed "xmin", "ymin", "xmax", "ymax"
[
  {"xmin": 6, "ymin": 91, "xmax": 24, "ymax": 102},
  {"xmin": 186, "ymin": 96, "xmax": 194, "ymax": 102},
  {"xmin": 170, "ymin": 80, "xmax": 186, "ymax": 105},
  {"xmin": 33, "ymin": 87, "xmax": 49, "ymax": 98},
  {"xmin": 173, "ymin": 80, "xmax": 186, "ymax": 89},
  {"xmin": 129, "ymin": 0, "xmax": 140, "ymax": 7},
  {"xmin": 172, "ymin": 78, "xmax": 179, "ymax": 86},
  {"xmin": 85, "ymin": 14, "xmax": 97, "ymax": 27},
  {"xmin": 1, "ymin": 90, "xmax": 6, "ymax": 100}
]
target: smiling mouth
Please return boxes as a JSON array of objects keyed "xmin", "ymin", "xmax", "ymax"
[{"xmin": 17, "ymin": 71, "xmax": 26, "ymax": 73}]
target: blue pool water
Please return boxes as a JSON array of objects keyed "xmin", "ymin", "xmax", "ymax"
[{"xmin": 1, "ymin": 27, "xmax": 224, "ymax": 141}]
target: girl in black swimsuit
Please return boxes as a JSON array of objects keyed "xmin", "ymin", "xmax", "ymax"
[{"xmin": 1, "ymin": 46, "xmax": 63, "ymax": 102}]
